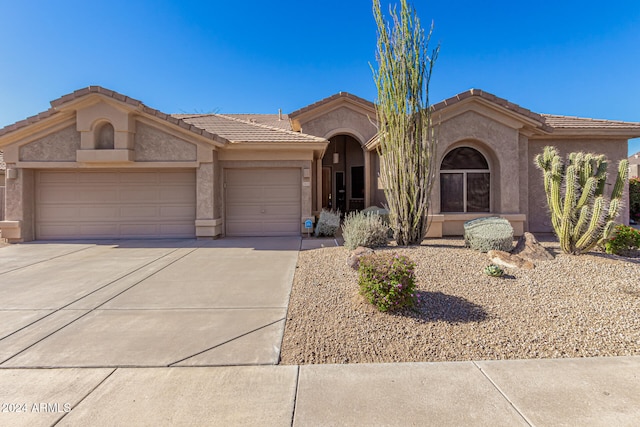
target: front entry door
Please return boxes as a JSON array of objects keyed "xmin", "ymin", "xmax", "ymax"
[{"xmin": 322, "ymin": 166, "xmax": 332, "ymax": 209}]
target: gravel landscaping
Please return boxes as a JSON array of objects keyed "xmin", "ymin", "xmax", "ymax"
[{"xmin": 280, "ymin": 236, "xmax": 640, "ymax": 364}]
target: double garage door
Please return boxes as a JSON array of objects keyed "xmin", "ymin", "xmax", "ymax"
[
  {"xmin": 34, "ymin": 168, "xmax": 301, "ymax": 240},
  {"xmin": 35, "ymin": 170, "xmax": 196, "ymax": 240}
]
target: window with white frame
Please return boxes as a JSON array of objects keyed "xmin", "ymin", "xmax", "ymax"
[{"xmin": 440, "ymin": 147, "xmax": 490, "ymax": 212}]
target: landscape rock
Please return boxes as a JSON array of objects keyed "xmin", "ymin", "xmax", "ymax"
[
  {"xmin": 487, "ymin": 250, "xmax": 534, "ymax": 270},
  {"xmin": 513, "ymin": 232, "xmax": 554, "ymax": 261},
  {"xmin": 347, "ymin": 246, "xmax": 374, "ymax": 270}
]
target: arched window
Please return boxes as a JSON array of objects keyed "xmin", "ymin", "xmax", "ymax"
[
  {"xmin": 440, "ymin": 147, "xmax": 490, "ymax": 212},
  {"xmin": 95, "ymin": 122, "xmax": 115, "ymax": 149}
]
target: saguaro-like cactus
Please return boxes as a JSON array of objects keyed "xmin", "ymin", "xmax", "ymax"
[{"xmin": 534, "ymin": 146, "xmax": 628, "ymax": 255}]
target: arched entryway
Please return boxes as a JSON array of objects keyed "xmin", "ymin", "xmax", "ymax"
[{"xmin": 321, "ymin": 134, "xmax": 364, "ymax": 212}]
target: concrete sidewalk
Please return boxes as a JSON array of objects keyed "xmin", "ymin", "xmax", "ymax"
[{"xmin": 0, "ymin": 356, "xmax": 639, "ymax": 426}]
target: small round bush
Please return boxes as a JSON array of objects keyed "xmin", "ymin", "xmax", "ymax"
[
  {"xmin": 342, "ymin": 211, "xmax": 389, "ymax": 250},
  {"xmin": 315, "ymin": 209, "xmax": 341, "ymax": 237},
  {"xmin": 358, "ymin": 253, "xmax": 418, "ymax": 312}
]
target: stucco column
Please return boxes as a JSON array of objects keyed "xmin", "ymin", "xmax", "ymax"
[
  {"xmin": 195, "ymin": 156, "xmax": 222, "ymax": 238},
  {"xmin": 364, "ymin": 148, "xmax": 371, "ymax": 208},
  {"xmin": 316, "ymin": 156, "xmax": 322, "ymax": 213},
  {"xmin": 0, "ymin": 167, "xmax": 34, "ymax": 242}
]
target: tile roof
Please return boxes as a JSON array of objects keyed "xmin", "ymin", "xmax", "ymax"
[
  {"xmin": 541, "ymin": 114, "xmax": 640, "ymax": 130},
  {"xmin": 0, "ymin": 150, "xmax": 5, "ymax": 171},
  {"xmin": 224, "ymin": 114, "xmax": 292, "ymax": 130},
  {"xmin": 289, "ymin": 92, "xmax": 375, "ymax": 118},
  {"xmin": 175, "ymin": 114, "xmax": 326, "ymax": 143},
  {"xmin": 432, "ymin": 89, "xmax": 550, "ymax": 131},
  {"xmin": 2, "ymin": 86, "xmax": 639, "ymax": 146},
  {"xmin": 0, "ymin": 86, "xmax": 224, "ymax": 144}
]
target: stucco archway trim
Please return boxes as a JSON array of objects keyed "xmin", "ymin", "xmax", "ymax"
[{"xmin": 323, "ymin": 128, "xmax": 366, "ymax": 146}]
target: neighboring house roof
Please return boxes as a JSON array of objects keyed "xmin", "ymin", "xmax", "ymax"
[
  {"xmin": 0, "ymin": 150, "xmax": 5, "ymax": 171},
  {"xmin": 175, "ymin": 113, "xmax": 326, "ymax": 143}
]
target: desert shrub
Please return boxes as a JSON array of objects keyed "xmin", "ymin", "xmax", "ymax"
[
  {"xmin": 361, "ymin": 206, "xmax": 394, "ymax": 238},
  {"xmin": 342, "ymin": 211, "xmax": 389, "ymax": 250},
  {"xmin": 604, "ymin": 224, "xmax": 640, "ymax": 255},
  {"xmin": 361, "ymin": 206, "xmax": 390, "ymax": 223},
  {"xmin": 358, "ymin": 253, "xmax": 418, "ymax": 312},
  {"xmin": 629, "ymin": 178, "xmax": 640, "ymax": 222},
  {"xmin": 314, "ymin": 209, "xmax": 341, "ymax": 237},
  {"xmin": 464, "ymin": 217, "xmax": 514, "ymax": 253}
]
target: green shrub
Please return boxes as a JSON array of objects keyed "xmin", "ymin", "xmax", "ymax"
[
  {"xmin": 484, "ymin": 264, "xmax": 504, "ymax": 277},
  {"xmin": 314, "ymin": 209, "xmax": 341, "ymax": 237},
  {"xmin": 358, "ymin": 253, "xmax": 418, "ymax": 312},
  {"xmin": 342, "ymin": 211, "xmax": 389, "ymax": 250},
  {"xmin": 630, "ymin": 178, "xmax": 640, "ymax": 222},
  {"xmin": 604, "ymin": 224, "xmax": 640, "ymax": 255},
  {"xmin": 464, "ymin": 217, "xmax": 513, "ymax": 253}
]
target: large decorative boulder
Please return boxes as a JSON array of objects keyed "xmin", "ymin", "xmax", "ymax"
[
  {"xmin": 512, "ymin": 232, "xmax": 554, "ymax": 261},
  {"xmin": 487, "ymin": 250, "xmax": 534, "ymax": 270},
  {"xmin": 464, "ymin": 217, "xmax": 514, "ymax": 253}
]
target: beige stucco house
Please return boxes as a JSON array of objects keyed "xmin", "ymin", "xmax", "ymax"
[{"xmin": 0, "ymin": 86, "xmax": 639, "ymax": 242}]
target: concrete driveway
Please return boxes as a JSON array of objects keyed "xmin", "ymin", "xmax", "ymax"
[{"xmin": 0, "ymin": 237, "xmax": 300, "ymax": 368}]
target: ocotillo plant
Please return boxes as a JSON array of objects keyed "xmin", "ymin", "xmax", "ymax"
[
  {"xmin": 534, "ymin": 146, "xmax": 628, "ymax": 255},
  {"xmin": 372, "ymin": 0, "xmax": 439, "ymax": 245}
]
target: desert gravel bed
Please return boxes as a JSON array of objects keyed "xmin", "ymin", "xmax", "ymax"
[{"xmin": 280, "ymin": 237, "xmax": 640, "ymax": 364}]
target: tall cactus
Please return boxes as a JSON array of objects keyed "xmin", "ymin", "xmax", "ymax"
[{"xmin": 534, "ymin": 146, "xmax": 628, "ymax": 255}]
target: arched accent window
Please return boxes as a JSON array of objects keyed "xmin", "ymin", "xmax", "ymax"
[
  {"xmin": 440, "ymin": 147, "xmax": 490, "ymax": 212},
  {"xmin": 95, "ymin": 122, "xmax": 115, "ymax": 149}
]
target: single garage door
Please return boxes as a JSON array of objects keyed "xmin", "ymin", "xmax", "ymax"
[
  {"xmin": 225, "ymin": 168, "xmax": 301, "ymax": 236},
  {"xmin": 35, "ymin": 170, "xmax": 196, "ymax": 239}
]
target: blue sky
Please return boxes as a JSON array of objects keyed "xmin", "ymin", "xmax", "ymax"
[{"xmin": 1, "ymin": 0, "xmax": 639, "ymax": 153}]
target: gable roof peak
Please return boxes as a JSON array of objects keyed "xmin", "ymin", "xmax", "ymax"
[
  {"xmin": 432, "ymin": 88, "xmax": 551, "ymax": 132},
  {"xmin": 289, "ymin": 91, "xmax": 375, "ymax": 118},
  {"xmin": 49, "ymin": 85, "xmax": 144, "ymax": 109},
  {"xmin": 0, "ymin": 86, "xmax": 227, "ymax": 145}
]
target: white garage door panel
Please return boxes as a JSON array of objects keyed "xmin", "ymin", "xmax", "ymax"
[
  {"xmin": 36, "ymin": 170, "xmax": 196, "ymax": 240},
  {"xmin": 225, "ymin": 168, "xmax": 301, "ymax": 237}
]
